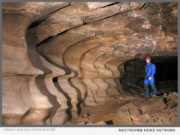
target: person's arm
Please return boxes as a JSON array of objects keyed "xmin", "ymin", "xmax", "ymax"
[{"xmin": 151, "ymin": 64, "xmax": 156, "ymax": 76}]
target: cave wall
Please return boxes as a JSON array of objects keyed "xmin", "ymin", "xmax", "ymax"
[{"xmin": 2, "ymin": 2, "xmax": 177, "ymax": 125}]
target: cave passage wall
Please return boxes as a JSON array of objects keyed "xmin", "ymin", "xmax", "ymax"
[{"xmin": 2, "ymin": 2, "xmax": 177, "ymax": 125}]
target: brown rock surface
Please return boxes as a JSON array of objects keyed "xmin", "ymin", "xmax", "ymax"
[{"xmin": 2, "ymin": 2, "xmax": 177, "ymax": 125}]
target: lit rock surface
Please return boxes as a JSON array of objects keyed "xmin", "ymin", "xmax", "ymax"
[{"xmin": 2, "ymin": 2, "xmax": 177, "ymax": 125}]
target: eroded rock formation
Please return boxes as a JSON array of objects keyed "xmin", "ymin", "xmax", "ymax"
[{"xmin": 2, "ymin": 2, "xmax": 177, "ymax": 125}]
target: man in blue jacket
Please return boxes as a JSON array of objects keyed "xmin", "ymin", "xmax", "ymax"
[{"xmin": 144, "ymin": 54, "xmax": 160, "ymax": 97}]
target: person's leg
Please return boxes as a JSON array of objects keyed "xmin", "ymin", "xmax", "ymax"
[
  {"xmin": 150, "ymin": 82, "xmax": 160, "ymax": 95},
  {"xmin": 144, "ymin": 85, "xmax": 150, "ymax": 97},
  {"xmin": 144, "ymin": 79, "xmax": 150, "ymax": 97}
]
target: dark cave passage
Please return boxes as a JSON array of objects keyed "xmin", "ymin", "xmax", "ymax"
[{"xmin": 120, "ymin": 56, "xmax": 177, "ymax": 95}]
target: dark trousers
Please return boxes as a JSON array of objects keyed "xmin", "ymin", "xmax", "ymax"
[{"xmin": 144, "ymin": 83, "xmax": 160, "ymax": 97}]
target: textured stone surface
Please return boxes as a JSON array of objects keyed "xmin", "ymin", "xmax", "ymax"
[{"xmin": 2, "ymin": 2, "xmax": 177, "ymax": 125}]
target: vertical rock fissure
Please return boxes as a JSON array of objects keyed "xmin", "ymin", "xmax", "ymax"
[{"xmin": 52, "ymin": 77, "xmax": 73, "ymax": 121}]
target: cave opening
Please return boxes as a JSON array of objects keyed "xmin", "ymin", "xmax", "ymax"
[{"xmin": 120, "ymin": 56, "xmax": 177, "ymax": 95}]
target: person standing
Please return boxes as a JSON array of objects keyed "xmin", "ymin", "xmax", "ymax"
[{"xmin": 144, "ymin": 54, "xmax": 160, "ymax": 97}]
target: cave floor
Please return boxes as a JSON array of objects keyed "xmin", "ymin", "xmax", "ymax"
[
  {"xmin": 69, "ymin": 92, "xmax": 177, "ymax": 126},
  {"xmin": 2, "ymin": 91, "xmax": 177, "ymax": 126}
]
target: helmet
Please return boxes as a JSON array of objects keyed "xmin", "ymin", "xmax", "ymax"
[{"xmin": 144, "ymin": 54, "xmax": 151, "ymax": 60}]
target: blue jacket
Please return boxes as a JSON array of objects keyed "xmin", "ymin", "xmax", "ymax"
[{"xmin": 145, "ymin": 63, "xmax": 156, "ymax": 79}]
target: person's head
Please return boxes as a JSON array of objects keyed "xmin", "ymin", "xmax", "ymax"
[{"xmin": 144, "ymin": 54, "xmax": 151, "ymax": 63}]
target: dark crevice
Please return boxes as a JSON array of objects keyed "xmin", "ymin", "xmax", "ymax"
[
  {"xmin": 68, "ymin": 71, "xmax": 83, "ymax": 116},
  {"xmin": 28, "ymin": 3, "xmax": 71, "ymax": 29},
  {"xmin": 28, "ymin": 18, "xmax": 46, "ymax": 29},
  {"xmin": 52, "ymin": 77, "xmax": 73, "ymax": 121},
  {"xmin": 139, "ymin": 2, "xmax": 151, "ymax": 10},
  {"xmin": 35, "ymin": 24, "xmax": 84, "ymax": 47},
  {"xmin": 26, "ymin": 34, "xmax": 51, "ymax": 73},
  {"xmin": 35, "ymin": 75, "xmax": 60, "ymax": 124},
  {"xmin": 163, "ymin": 97, "xmax": 168, "ymax": 105},
  {"xmin": 100, "ymin": 2, "xmax": 119, "ymax": 9},
  {"xmin": 105, "ymin": 120, "xmax": 114, "ymax": 125}
]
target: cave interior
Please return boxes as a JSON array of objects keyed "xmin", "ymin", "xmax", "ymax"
[{"xmin": 2, "ymin": 2, "xmax": 178, "ymax": 125}]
